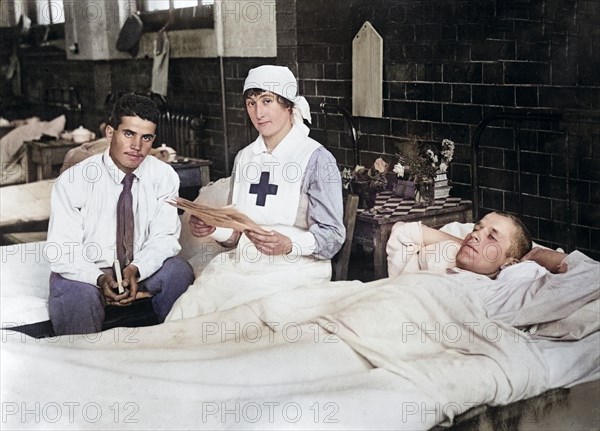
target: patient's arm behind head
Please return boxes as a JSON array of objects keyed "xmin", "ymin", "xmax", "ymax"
[{"xmin": 521, "ymin": 247, "xmax": 568, "ymax": 274}]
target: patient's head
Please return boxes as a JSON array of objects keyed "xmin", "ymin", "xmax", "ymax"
[{"xmin": 455, "ymin": 212, "xmax": 532, "ymax": 278}]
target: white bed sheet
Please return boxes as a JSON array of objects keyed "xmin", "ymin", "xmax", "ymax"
[
  {"xmin": 1, "ymin": 329, "xmax": 444, "ymax": 430},
  {"xmin": 0, "ymin": 180, "xmax": 53, "ymax": 230},
  {"xmin": 536, "ymin": 331, "xmax": 600, "ymax": 388},
  {"xmin": 1, "ymin": 241, "xmax": 598, "ymax": 387},
  {"xmin": 1, "ymin": 240, "xmax": 598, "ymax": 430},
  {"xmin": 0, "ymin": 241, "xmax": 51, "ymax": 324}
]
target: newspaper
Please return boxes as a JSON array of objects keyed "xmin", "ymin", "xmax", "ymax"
[{"xmin": 168, "ymin": 197, "xmax": 270, "ymax": 234}]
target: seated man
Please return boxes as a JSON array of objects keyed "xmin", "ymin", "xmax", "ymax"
[
  {"xmin": 46, "ymin": 94, "xmax": 195, "ymax": 335},
  {"xmin": 387, "ymin": 211, "xmax": 534, "ymax": 278}
]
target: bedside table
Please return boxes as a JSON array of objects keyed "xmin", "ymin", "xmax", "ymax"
[
  {"xmin": 25, "ymin": 138, "xmax": 80, "ymax": 182},
  {"xmin": 169, "ymin": 157, "xmax": 212, "ymax": 201},
  {"xmin": 353, "ymin": 191, "xmax": 472, "ymax": 279}
]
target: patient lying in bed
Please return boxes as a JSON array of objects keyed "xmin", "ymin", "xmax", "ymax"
[
  {"xmin": 388, "ymin": 211, "xmax": 534, "ymax": 278},
  {"xmin": 386, "ymin": 212, "xmax": 599, "ymax": 340}
]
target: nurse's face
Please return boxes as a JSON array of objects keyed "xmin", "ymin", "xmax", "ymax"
[
  {"xmin": 245, "ymin": 91, "xmax": 293, "ymax": 150},
  {"xmin": 455, "ymin": 213, "xmax": 519, "ymax": 278}
]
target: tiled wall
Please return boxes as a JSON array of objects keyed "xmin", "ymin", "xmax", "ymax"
[
  {"xmin": 294, "ymin": 0, "xmax": 599, "ymax": 259},
  {"xmin": 5, "ymin": 0, "xmax": 599, "ymax": 258},
  {"xmin": 14, "ymin": 52, "xmax": 267, "ymax": 177}
]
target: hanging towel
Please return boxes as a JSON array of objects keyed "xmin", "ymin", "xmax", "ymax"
[
  {"xmin": 6, "ymin": 52, "xmax": 21, "ymax": 96},
  {"xmin": 151, "ymin": 30, "xmax": 170, "ymax": 96}
]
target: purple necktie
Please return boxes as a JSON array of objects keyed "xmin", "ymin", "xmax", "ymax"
[{"xmin": 116, "ymin": 173, "xmax": 135, "ymax": 269}]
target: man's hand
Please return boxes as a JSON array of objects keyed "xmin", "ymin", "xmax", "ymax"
[
  {"xmin": 521, "ymin": 247, "xmax": 568, "ymax": 274},
  {"xmin": 97, "ymin": 273, "xmax": 130, "ymax": 304},
  {"xmin": 246, "ymin": 230, "xmax": 293, "ymax": 256},
  {"xmin": 99, "ymin": 264, "xmax": 151, "ymax": 306},
  {"xmin": 114, "ymin": 264, "xmax": 141, "ymax": 305},
  {"xmin": 189, "ymin": 215, "xmax": 216, "ymax": 237}
]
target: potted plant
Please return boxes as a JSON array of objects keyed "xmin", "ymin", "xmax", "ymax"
[{"xmin": 394, "ymin": 138, "xmax": 455, "ymax": 207}]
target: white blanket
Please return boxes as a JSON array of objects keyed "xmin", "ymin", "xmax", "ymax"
[
  {"xmin": 1, "ymin": 229, "xmax": 597, "ymax": 430},
  {"xmin": 1, "ymin": 271, "xmax": 551, "ymax": 430},
  {"xmin": 250, "ymin": 273, "xmax": 550, "ymax": 411}
]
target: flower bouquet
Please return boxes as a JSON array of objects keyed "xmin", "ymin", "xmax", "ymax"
[
  {"xmin": 341, "ymin": 158, "xmax": 389, "ymax": 209},
  {"xmin": 393, "ymin": 138, "xmax": 455, "ymax": 206}
]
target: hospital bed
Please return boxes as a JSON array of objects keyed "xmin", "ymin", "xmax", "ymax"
[
  {"xmin": 1, "ymin": 193, "xmax": 598, "ymax": 430},
  {"xmin": 1, "ymin": 87, "xmax": 83, "ymax": 186},
  {"xmin": 0, "ymin": 233, "xmax": 598, "ymax": 430},
  {"xmin": 449, "ymin": 109, "xmax": 600, "ymax": 429},
  {"xmin": 0, "ymin": 180, "xmax": 53, "ymax": 239},
  {"xmin": 0, "ymin": 112, "xmax": 598, "ymax": 430}
]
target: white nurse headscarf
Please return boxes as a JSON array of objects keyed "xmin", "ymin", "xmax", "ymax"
[{"xmin": 243, "ymin": 65, "xmax": 311, "ymax": 135}]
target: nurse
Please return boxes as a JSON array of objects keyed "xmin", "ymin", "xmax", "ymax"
[{"xmin": 167, "ymin": 65, "xmax": 345, "ymax": 320}]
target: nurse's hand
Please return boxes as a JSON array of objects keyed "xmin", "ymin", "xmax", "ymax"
[
  {"xmin": 246, "ymin": 230, "xmax": 293, "ymax": 256},
  {"xmin": 189, "ymin": 215, "xmax": 216, "ymax": 237}
]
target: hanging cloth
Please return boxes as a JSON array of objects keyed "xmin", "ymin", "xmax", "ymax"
[
  {"xmin": 151, "ymin": 29, "xmax": 170, "ymax": 96},
  {"xmin": 7, "ymin": 52, "xmax": 21, "ymax": 96}
]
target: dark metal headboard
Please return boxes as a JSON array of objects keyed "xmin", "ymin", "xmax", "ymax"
[{"xmin": 471, "ymin": 109, "xmax": 600, "ymax": 254}]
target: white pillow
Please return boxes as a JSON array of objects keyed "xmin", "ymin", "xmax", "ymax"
[
  {"xmin": 179, "ymin": 177, "xmax": 231, "ymax": 274},
  {"xmin": 439, "ymin": 221, "xmax": 473, "ymax": 239}
]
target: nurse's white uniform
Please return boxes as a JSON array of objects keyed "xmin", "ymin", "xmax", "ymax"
[{"xmin": 167, "ymin": 125, "xmax": 334, "ymax": 320}]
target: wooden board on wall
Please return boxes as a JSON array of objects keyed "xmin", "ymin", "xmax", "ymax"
[{"xmin": 352, "ymin": 21, "xmax": 383, "ymax": 118}]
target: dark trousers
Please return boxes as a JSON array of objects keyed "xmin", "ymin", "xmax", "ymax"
[{"xmin": 48, "ymin": 256, "xmax": 195, "ymax": 336}]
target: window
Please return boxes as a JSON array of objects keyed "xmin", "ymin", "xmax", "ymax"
[
  {"xmin": 140, "ymin": 0, "xmax": 214, "ymax": 12},
  {"xmin": 36, "ymin": 0, "xmax": 65, "ymax": 25},
  {"xmin": 0, "ymin": 1, "xmax": 18, "ymax": 27},
  {"xmin": 137, "ymin": 0, "xmax": 214, "ymax": 32}
]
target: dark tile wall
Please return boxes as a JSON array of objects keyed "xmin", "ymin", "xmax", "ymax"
[
  {"xmin": 12, "ymin": 49, "xmax": 94, "ymax": 129},
  {"xmin": 16, "ymin": 51, "xmax": 149, "ymax": 131},
  {"xmin": 13, "ymin": 50, "xmax": 269, "ymax": 178},
  {"xmin": 294, "ymin": 0, "xmax": 599, "ymax": 259}
]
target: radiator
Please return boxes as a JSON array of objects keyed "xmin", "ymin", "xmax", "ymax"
[{"xmin": 156, "ymin": 112, "xmax": 204, "ymax": 159}]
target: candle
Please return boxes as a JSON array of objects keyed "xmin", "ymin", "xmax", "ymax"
[{"xmin": 114, "ymin": 260, "xmax": 125, "ymax": 294}]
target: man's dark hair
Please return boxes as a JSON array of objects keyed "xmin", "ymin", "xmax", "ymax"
[
  {"xmin": 495, "ymin": 211, "xmax": 533, "ymax": 259},
  {"xmin": 243, "ymin": 88, "xmax": 294, "ymax": 110},
  {"xmin": 108, "ymin": 93, "xmax": 160, "ymax": 129}
]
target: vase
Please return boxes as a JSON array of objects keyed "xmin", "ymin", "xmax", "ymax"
[
  {"xmin": 351, "ymin": 181, "xmax": 378, "ymax": 210},
  {"xmin": 392, "ymin": 179, "xmax": 416, "ymax": 199},
  {"xmin": 414, "ymin": 178, "xmax": 435, "ymax": 207}
]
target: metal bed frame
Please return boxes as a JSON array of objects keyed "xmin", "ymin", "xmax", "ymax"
[
  {"xmin": 463, "ymin": 109, "xmax": 600, "ymax": 429},
  {"xmin": 471, "ymin": 109, "xmax": 600, "ymax": 253}
]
